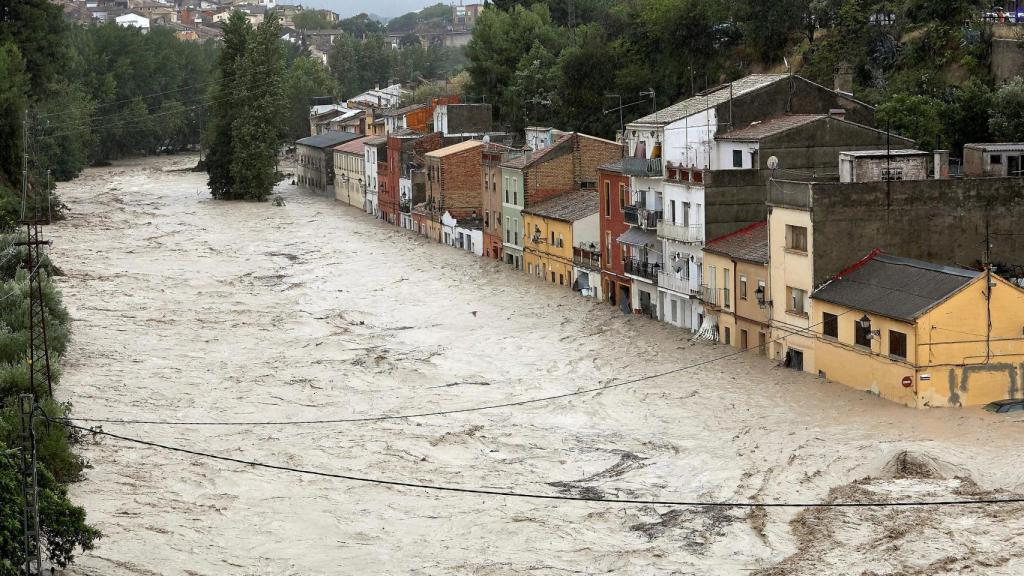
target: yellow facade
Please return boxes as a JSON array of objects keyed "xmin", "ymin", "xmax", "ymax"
[
  {"xmin": 812, "ymin": 273, "xmax": 1024, "ymax": 408},
  {"xmin": 767, "ymin": 207, "xmax": 816, "ymax": 371},
  {"xmin": 522, "ymin": 213, "xmax": 574, "ymax": 288},
  {"xmin": 703, "ymin": 251, "xmax": 770, "ymax": 352}
]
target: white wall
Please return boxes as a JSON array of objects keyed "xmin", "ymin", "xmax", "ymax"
[
  {"xmin": 572, "ymin": 213, "xmax": 600, "ymax": 247},
  {"xmin": 715, "ymin": 141, "xmax": 758, "ymax": 170}
]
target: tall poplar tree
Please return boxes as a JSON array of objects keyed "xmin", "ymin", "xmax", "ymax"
[
  {"xmin": 230, "ymin": 11, "xmax": 286, "ymax": 201},
  {"xmin": 205, "ymin": 11, "xmax": 252, "ymax": 199}
]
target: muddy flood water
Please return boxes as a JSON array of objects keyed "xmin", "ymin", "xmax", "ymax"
[{"xmin": 51, "ymin": 155, "xmax": 1024, "ymax": 575}]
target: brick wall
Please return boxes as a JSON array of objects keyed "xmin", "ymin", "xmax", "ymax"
[
  {"xmin": 439, "ymin": 145, "xmax": 484, "ymax": 218},
  {"xmin": 599, "ymin": 169, "xmax": 631, "ymax": 282}
]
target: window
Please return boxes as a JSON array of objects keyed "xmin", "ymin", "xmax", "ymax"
[
  {"xmin": 991, "ymin": 154, "xmax": 1003, "ymax": 165},
  {"xmin": 559, "ymin": 273, "xmax": 565, "ymax": 285},
  {"xmin": 528, "ymin": 263, "xmax": 533, "ymax": 274},
  {"xmin": 606, "ymin": 231, "xmax": 612, "ymax": 265},
  {"xmin": 514, "ymin": 219, "xmax": 519, "ymax": 244},
  {"xmin": 604, "ymin": 182, "xmax": 611, "ymax": 217},
  {"xmin": 504, "ymin": 176, "xmax": 509, "ymax": 202},
  {"xmin": 484, "ymin": 211, "xmax": 489, "ymax": 228},
  {"xmin": 551, "ymin": 271, "xmax": 556, "ymax": 283},
  {"xmin": 619, "ymin": 184, "xmax": 626, "ymax": 208},
  {"xmin": 682, "ymin": 202, "xmax": 690, "ymax": 227},
  {"xmin": 505, "ymin": 217, "xmax": 510, "ymax": 243},
  {"xmin": 889, "ymin": 330, "xmax": 907, "ymax": 359},
  {"xmin": 854, "ymin": 319, "xmax": 871, "ymax": 348},
  {"xmin": 787, "ymin": 287, "xmax": 806, "ymax": 315},
  {"xmin": 557, "ymin": 234, "xmax": 564, "ymax": 248},
  {"xmin": 881, "ymin": 166, "xmax": 903, "ymax": 181},
  {"xmin": 732, "ymin": 149, "xmax": 743, "ymax": 168},
  {"xmin": 822, "ymin": 312, "xmax": 838, "ymax": 338},
  {"xmin": 786, "ymin": 225, "xmax": 808, "ymax": 252},
  {"xmin": 723, "ymin": 268, "xmax": 731, "ymax": 309},
  {"xmin": 512, "ymin": 177, "xmax": 518, "ymax": 204},
  {"xmin": 739, "ymin": 275, "xmax": 748, "ymax": 300},
  {"xmin": 550, "ymin": 230, "xmax": 555, "ymax": 245}
]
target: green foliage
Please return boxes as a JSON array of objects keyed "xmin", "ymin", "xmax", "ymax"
[
  {"xmin": 292, "ymin": 10, "xmax": 335, "ymax": 31},
  {"xmin": 876, "ymin": 93, "xmax": 945, "ymax": 150},
  {"xmin": 206, "ymin": 11, "xmax": 287, "ymax": 201},
  {"xmin": 284, "ymin": 57, "xmax": 337, "ymax": 141},
  {"xmin": 327, "ymin": 32, "xmax": 462, "ymax": 99},
  {"xmin": 387, "ymin": 3, "xmax": 451, "ymax": 34},
  {"xmin": 989, "ymin": 76, "xmax": 1024, "ymax": 141}
]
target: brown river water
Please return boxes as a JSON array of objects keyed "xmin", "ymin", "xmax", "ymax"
[{"xmin": 50, "ymin": 154, "xmax": 1024, "ymax": 575}]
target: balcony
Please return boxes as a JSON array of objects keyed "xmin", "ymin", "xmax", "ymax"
[
  {"xmin": 657, "ymin": 221, "xmax": 703, "ymax": 243},
  {"xmin": 624, "ymin": 258, "xmax": 661, "ymax": 284},
  {"xmin": 637, "ymin": 208, "xmax": 662, "ymax": 230},
  {"xmin": 658, "ymin": 270, "xmax": 700, "ymax": 295},
  {"xmin": 623, "ymin": 205, "xmax": 639, "ymax": 226},
  {"xmin": 399, "ymin": 199, "xmax": 412, "ymax": 213},
  {"xmin": 572, "ymin": 246, "xmax": 602, "ymax": 270},
  {"xmin": 700, "ymin": 285, "xmax": 731, "ymax": 310},
  {"xmin": 621, "ymin": 157, "xmax": 664, "ymax": 178}
]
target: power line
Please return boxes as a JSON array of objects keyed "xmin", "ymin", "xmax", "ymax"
[
  {"xmin": 56, "ymin": 419, "xmax": 1024, "ymax": 509},
  {"xmin": 65, "ymin": 306, "xmax": 861, "ymax": 427}
]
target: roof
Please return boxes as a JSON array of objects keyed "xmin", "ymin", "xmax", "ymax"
[
  {"xmin": 380, "ymin": 104, "xmax": 427, "ymax": 117},
  {"xmin": 426, "ymin": 139, "xmax": 483, "ymax": 159},
  {"xmin": 363, "ymin": 135, "xmax": 389, "ymax": 146},
  {"xmin": 295, "ymin": 131, "xmax": 361, "ymax": 149},
  {"xmin": 501, "ymin": 134, "xmax": 573, "ymax": 170},
  {"xmin": 598, "ymin": 158, "xmax": 626, "ymax": 173},
  {"xmin": 310, "ymin": 104, "xmax": 351, "ymax": 117},
  {"xmin": 839, "ymin": 149, "xmax": 928, "ymax": 158},
  {"xmin": 522, "ymin": 190, "xmax": 599, "ymax": 222},
  {"xmin": 964, "ymin": 142, "xmax": 1024, "ymax": 152},
  {"xmin": 703, "ymin": 221, "xmax": 768, "ymax": 264},
  {"xmin": 631, "ymin": 74, "xmax": 789, "ymax": 126},
  {"xmin": 334, "ymin": 136, "xmax": 371, "ymax": 155},
  {"xmin": 714, "ymin": 115, "xmax": 825, "ymax": 141},
  {"xmin": 811, "ymin": 253, "xmax": 980, "ymax": 323}
]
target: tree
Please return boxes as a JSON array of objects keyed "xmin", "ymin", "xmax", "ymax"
[
  {"xmin": 944, "ymin": 77, "xmax": 992, "ymax": 151},
  {"xmin": 229, "ymin": 11, "xmax": 286, "ymax": 201},
  {"xmin": 876, "ymin": 93, "xmax": 945, "ymax": 150},
  {"xmin": 284, "ymin": 57, "xmax": 336, "ymax": 141},
  {"xmin": 292, "ymin": 10, "xmax": 335, "ymax": 31},
  {"xmin": 206, "ymin": 12, "xmax": 252, "ymax": 199},
  {"xmin": 989, "ymin": 77, "xmax": 1024, "ymax": 141}
]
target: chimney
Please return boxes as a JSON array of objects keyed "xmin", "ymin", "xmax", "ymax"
[
  {"xmin": 828, "ymin": 108, "xmax": 846, "ymax": 121},
  {"xmin": 933, "ymin": 150, "xmax": 950, "ymax": 180},
  {"xmin": 833, "ymin": 63, "xmax": 854, "ymax": 96}
]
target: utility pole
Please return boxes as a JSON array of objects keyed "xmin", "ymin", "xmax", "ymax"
[{"xmin": 19, "ymin": 394, "xmax": 42, "ymax": 576}]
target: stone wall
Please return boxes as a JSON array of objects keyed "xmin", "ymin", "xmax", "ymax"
[{"xmin": 809, "ymin": 177, "xmax": 1024, "ymax": 284}]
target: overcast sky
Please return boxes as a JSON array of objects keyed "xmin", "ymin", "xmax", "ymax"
[{"xmin": 297, "ymin": 0, "xmax": 443, "ymax": 19}]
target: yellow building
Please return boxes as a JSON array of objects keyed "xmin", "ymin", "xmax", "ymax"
[
  {"xmin": 522, "ymin": 190, "xmax": 600, "ymax": 290},
  {"xmin": 767, "ymin": 201, "xmax": 816, "ymax": 371},
  {"xmin": 701, "ymin": 221, "xmax": 770, "ymax": 352},
  {"xmin": 810, "ymin": 251, "xmax": 1024, "ymax": 408}
]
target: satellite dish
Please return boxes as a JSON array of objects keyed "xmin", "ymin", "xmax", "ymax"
[
  {"xmin": 482, "ymin": 134, "xmax": 491, "ymax": 145},
  {"xmin": 767, "ymin": 156, "xmax": 780, "ymax": 170}
]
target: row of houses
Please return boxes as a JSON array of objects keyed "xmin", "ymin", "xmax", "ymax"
[{"xmin": 297, "ymin": 72, "xmax": 1024, "ymax": 411}]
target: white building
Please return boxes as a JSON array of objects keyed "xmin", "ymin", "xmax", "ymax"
[
  {"xmin": 399, "ymin": 176, "xmax": 414, "ymax": 230},
  {"xmin": 115, "ymin": 12, "xmax": 150, "ymax": 30},
  {"xmin": 363, "ymin": 135, "xmax": 387, "ymax": 217}
]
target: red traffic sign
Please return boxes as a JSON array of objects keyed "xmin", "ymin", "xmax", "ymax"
[{"xmin": 901, "ymin": 376, "xmax": 913, "ymax": 388}]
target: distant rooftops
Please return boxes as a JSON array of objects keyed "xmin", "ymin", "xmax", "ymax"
[
  {"xmin": 296, "ymin": 131, "xmax": 361, "ymax": 149},
  {"xmin": 811, "ymin": 252, "xmax": 979, "ymax": 322}
]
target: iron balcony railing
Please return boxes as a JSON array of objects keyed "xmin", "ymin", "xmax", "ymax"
[
  {"xmin": 638, "ymin": 208, "xmax": 662, "ymax": 230},
  {"xmin": 623, "ymin": 205, "xmax": 639, "ymax": 226},
  {"xmin": 657, "ymin": 221, "xmax": 703, "ymax": 243},
  {"xmin": 572, "ymin": 248, "xmax": 602, "ymax": 270},
  {"xmin": 621, "ymin": 157, "xmax": 664, "ymax": 178},
  {"xmin": 700, "ymin": 285, "xmax": 730, "ymax": 310},
  {"xmin": 624, "ymin": 258, "xmax": 660, "ymax": 283}
]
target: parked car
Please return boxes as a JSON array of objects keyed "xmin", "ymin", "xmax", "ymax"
[{"xmin": 983, "ymin": 399, "xmax": 1024, "ymax": 413}]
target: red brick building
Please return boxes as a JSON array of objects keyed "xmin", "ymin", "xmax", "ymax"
[
  {"xmin": 599, "ymin": 160, "xmax": 632, "ymax": 308},
  {"xmin": 481, "ymin": 143, "xmax": 518, "ymax": 260},
  {"xmin": 419, "ymin": 139, "xmax": 484, "ymax": 242}
]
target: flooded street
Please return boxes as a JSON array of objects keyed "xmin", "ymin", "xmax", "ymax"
[{"xmin": 53, "ymin": 155, "xmax": 1024, "ymax": 575}]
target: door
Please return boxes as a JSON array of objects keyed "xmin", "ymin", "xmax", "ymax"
[
  {"xmin": 758, "ymin": 331, "xmax": 766, "ymax": 355},
  {"xmin": 740, "ymin": 329, "xmax": 748, "ymax": 350},
  {"xmin": 790, "ymin": 349, "xmax": 804, "ymax": 371}
]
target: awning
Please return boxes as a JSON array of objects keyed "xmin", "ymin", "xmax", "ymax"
[{"xmin": 617, "ymin": 228, "xmax": 658, "ymax": 248}]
